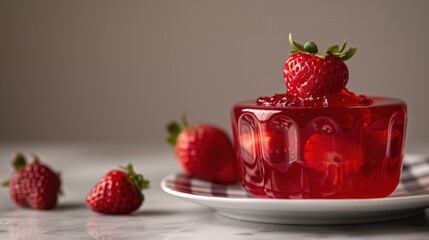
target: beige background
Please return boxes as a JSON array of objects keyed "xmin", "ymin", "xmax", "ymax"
[{"xmin": 1, "ymin": 0, "xmax": 428, "ymax": 145}]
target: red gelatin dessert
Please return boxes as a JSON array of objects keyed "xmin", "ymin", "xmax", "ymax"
[{"xmin": 231, "ymin": 35, "xmax": 407, "ymax": 199}]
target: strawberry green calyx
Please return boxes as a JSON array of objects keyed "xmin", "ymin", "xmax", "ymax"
[
  {"xmin": 304, "ymin": 41, "xmax": 318, "ymax": 54},
  {"xmin": 12, "ymin": 152, "xmax": 27, "ymax": 170},
  {"xmin": 288, "ymin": 33, "xmax": 357, "ymax": 61},
  {"xmin": 166, "ymin": 113, "xmax": 189, "ymax": 146},
  {"xmin": 1, "ymin": 152, "xmax": 27, "ymax": 187},
  {"xmin": 166, "ymin": 122, "xmax": 182, "ymax": 145},
  {"xmin": 122, "ymin": 164, "xmax": 150, "ymax": 191},
  {"xmin": 3, "ymin": 152, "xmax": 27, "ymax": 187}
]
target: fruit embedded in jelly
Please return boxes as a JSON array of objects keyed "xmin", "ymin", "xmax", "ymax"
[
  {"xmin": 232, "ymin": 98, "xmax": 406, "ymax": 198},
  {"xmin": 303, "ymin": 133, "xmax": 365, "ymax": 175}
]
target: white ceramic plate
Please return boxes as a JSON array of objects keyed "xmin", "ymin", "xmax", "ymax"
[{"xmin": 161, "ymin": 165, "xmax": 429, "ymax": 225}]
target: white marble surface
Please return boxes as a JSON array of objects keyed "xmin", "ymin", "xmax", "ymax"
[{"xmin": 1, "ymin": 142, "xmax": 429, "ymax": 240}]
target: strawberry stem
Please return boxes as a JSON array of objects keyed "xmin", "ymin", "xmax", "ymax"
[
  {"xmin": 181, "ymin": 112, "xmax": 189, "ymax": 128},
  {"xmin": 12, "ymin": 152, "xmax": 27, "ymax": 170}
]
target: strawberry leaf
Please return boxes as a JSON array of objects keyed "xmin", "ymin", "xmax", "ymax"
[
  {"xmin": 166, "ymin": 122, "xmax": 182, "ymax": 145},
  {"xmin": 57, "ymin": 172, "xmax": 64, "ymax": 196},
  {"xmin": 142, "ymin": 178, "xmax": 150, "ymax": 190},
  {"xmin": 167, "ymin": 122, "xmax": 181, "ymax": 134},
  {"xmin": 12, "ymin": 152, "xmax": 27, "ymax": 170},
  {"xmin": 338, "ymin": 37, "xmax": 348, "ymax": 53},
  {"xmin": 340, "ymin": 47, "xmax": 357, "ymax": 61},
  {"xmin": 288, "ymin": 33, "xmax": 305, "ymax": 52},
  {"xmin": 166, "ymin": 113, "xmax": 189, "ymax": 146},
  {"xmin": 123, "ymin": 164, "xmax": 150, "ymax": 192},
  {"xmin": 2, "ymin": 180, "xmax": 9, "ymax": 187},
  {"xmin": 326, "ymin": 44, "xmax": 339, "ymax": 54},
  {"xmin": 304, "ymin": 41, "xmax": 318, "ymax": 54}
]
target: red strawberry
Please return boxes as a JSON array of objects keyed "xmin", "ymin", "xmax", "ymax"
[
  {"xmin": 303, "ymin": 133, "xmax": 364, "ymax": 176},
  {"xmin": 2, "ymin": 153, "xmax": 62, "ymax": 210},
  {"xmin": 167, "ymin": 115, "xmax": 239, "ymax": 184},
  {"xmin": 86, "ymin": 164, "xmax": 149, "ymax": 214},
  {"xmin": 284, "ymin": 34, "xmax": 357, "ymax": 99},
  {"xmin": 364, "ymin": 127, "xmax": 402, "ymax": 160},
  {"xmin": 239, "ymin": 131, "xmax": 290, "ymax": 161}
]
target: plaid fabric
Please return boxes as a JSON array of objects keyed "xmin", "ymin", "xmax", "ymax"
[
  {"xmin": 392, "ymin": 154, "xmax": 429, "ymax": 197},
  {"xmin": 164, "ymin": 154, "xmax": 429, "ymax": 199}
]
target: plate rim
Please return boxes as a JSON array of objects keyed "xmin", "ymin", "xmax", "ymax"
[{"xmin": 161, "ymin": 173, "xmax": 429, "ymax": 212}]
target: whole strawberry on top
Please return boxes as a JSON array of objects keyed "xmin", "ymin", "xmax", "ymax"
[
  {"xmin": 284, "ymin": 34, "xmax": 357, "ymax": 99},
  {"xmin": 2, "ymin": 153, "xmax": 62, "ymax": 210},
  {"xmin": 86, "ymin": 164, "xmax": 149, "ymax": 214},
  {"xmin": 167, "ymin": 115, "xmax": 239, "ymax": 184},
  {"xmin": 258, "ymin": 34, "xmax": 367, "ymax": 107}
]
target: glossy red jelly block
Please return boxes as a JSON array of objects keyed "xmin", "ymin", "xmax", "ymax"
[{"xmin": 231, "ymin": 97, "xmax": 407, "ymax": 199}]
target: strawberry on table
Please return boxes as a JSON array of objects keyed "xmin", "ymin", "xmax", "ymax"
[
  {"xmin": 86, "ymin": 164, "xmax": 149, "ymax": 215},
  {"xmin": 2, "ymin": 152, "xmax": 62, "ymax": 210},
  {"xmin": 167, "ymin": 115, "xmax": 239, "ymax": 184},
  {"xmin": 284, "ymin": 34, "xmax": 357, "ymax": 100}
]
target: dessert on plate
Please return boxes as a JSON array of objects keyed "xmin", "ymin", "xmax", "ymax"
[{"xmin": 231, "ymin": 34, "xmax": 407, "ymax": 199}]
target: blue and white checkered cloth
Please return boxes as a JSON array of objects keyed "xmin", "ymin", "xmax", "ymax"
[
  {"xmin": 164, "ymin": 154, "xmax": 429, "ymax": 199},
  {"xmin": 392, "ymin": 154, "xmax": 429, "ymax": 197}
]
